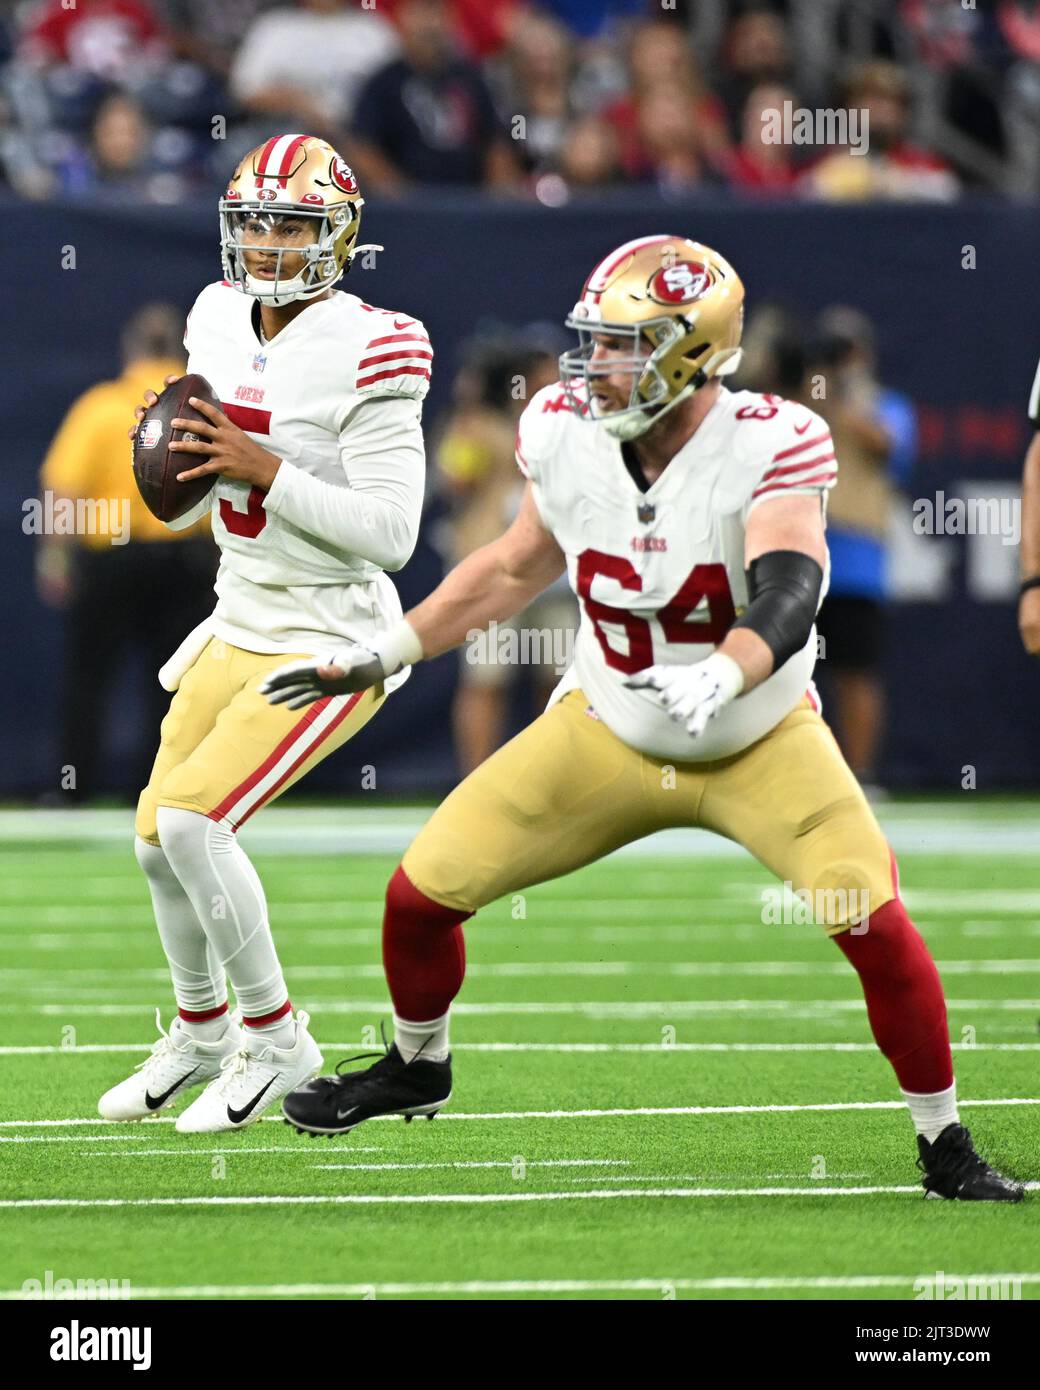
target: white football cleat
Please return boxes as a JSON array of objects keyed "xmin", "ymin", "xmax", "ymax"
[
  {"xmin": 97, "ymin": 1009, "xmax": 243, "ymax": 1120},
  {"xmin": 174, "ymin": 1010, "xmax": 323, "ymax": 1134}
]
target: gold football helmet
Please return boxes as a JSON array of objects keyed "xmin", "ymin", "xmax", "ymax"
[
  {"xmin": 559, "ymin": 234, "xmax": 745, "ymax": 439},
  {"xmin": 219, "ymin": 133, "xmax": 375, "ymax": 307}
]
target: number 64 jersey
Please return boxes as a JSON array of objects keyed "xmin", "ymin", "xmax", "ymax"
[{"xmin": 515, "ymin": 383, "xmax": 838, "ymax": 762}]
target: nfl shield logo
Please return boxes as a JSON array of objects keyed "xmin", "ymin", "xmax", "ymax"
[
  {"xmin": 139, "ymin": 419, "xmax": 163, "ymax": 450},
  {"xmin": 637, "ymin": 501, "xmax": 656, "ymax": 524},
  {"xmin": 252, "ymin": 353, "xmax": 267, "ymax": 373}
]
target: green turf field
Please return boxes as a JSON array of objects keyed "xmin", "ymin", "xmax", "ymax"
[{"xmin": 1, "ymin": 802, "xmax": 1037, "ymax": 1301}]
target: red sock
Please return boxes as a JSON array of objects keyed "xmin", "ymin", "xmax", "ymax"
[
  {"xmin": 178, "ymin": 1003, "xmax": 228, "ymax": 1024},
  {"xmin": 833, "ymin": 896, "xmax": 953, "ymax": 1093},
  {"xmin": 382, "ymin": 865, "xmax": 470, "ymax": 1021},
  {"xmin": 243, "ymin": 1000, "xmax": 292, "ymax": 1029}
]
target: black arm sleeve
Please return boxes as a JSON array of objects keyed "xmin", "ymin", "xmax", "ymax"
[{"xmin": 730, "ymin": 549, "xmax": 824, "ymax": 673}]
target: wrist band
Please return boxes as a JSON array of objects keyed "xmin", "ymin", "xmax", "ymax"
[
  {"xmin": 705, "ymin": 651, "xmax": 746, "ymax": 700},
  {"xmin": 369, "ymin": 619, "xmax": 423, "ymax": 675},
  {"xmin": 1020, "ymin": 576, "xmax": 1040, "ymax": 597}
]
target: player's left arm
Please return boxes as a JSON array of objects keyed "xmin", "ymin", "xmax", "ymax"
[
  {"xmin": 172, "ymin": 394, "xmax": 426, "ymax": 572},
  {"xmin": 720, "ymin": 492, "xmax": 828, "ymax": 693},
  {"xmin": 1018, "ymin": 383, "xmax": 1040, "ymax": 656},
  {"xmin": 170, "ymin": 396, "xmax": 283, "ymax": 488},
  {"xmin": 624, "ymin": 494, "xmax": 826, "ymax": 735}
]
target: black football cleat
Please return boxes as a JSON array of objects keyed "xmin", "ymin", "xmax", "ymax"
[
  {"xmin": 916, "ymin": 1123, "xmax": 1025, "ymax": 1202},
  {"xmin": 282, "ymin": 1041, "xmax": 451, "ymax": 1137}
]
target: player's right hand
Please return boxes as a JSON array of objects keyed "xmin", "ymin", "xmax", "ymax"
[
  {"xmin": 128, "ymin": 373, "xmax": 182, "ymax": 440},
  {"xmin": 261, "ymin": 647, "xmax": 386, "ymax": 709}
]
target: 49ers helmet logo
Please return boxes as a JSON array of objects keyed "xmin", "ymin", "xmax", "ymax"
[
  {"xmin": 648, "ymin": 260, "xmax": 710, "ymax": 305},
  {"xmin": 329, "ymin": 156, "xmax": 359, "ymax": 194}
]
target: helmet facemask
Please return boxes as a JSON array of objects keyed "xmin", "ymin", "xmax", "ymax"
[
  {"xmin": 560, "ymin": 312, "xmax": 709, "ymax": 442},
  {"xmin": 219, "ymin": 204, "xmax": 360, "ymax": 308}
]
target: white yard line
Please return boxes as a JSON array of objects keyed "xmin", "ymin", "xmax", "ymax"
[
  {"xmin": 8, "ymin": 958, "xmax": 1040, "ymax": 981},
  {"xmin": 309, "ymin": 1159, "xmax": 629, "ymax": 1172},
  {"xmin": 3, "ymin": 1040, "xmax": 1040, "ymax": 1056},
  {"xmin": 4, "ymin": 925, "xmax": 1034, "ymax": 952},
  {"xmin": 24, "ymin": 998, "xmax": 1040, "ymax": 1016},
  {"xmin": 78, "ymin": 1147, "xmax": 384, "ymax": 1157},
  {"xmin": 2, "ymin": 804, "xmax": 1038, "ymax": 855},
  {"xmin": 1, "ymin": 1096, "xmax": 1036, "ymax": 1129},
  {"xmin": 3, "ymin": 1182, "xmax": 1039, "ymax": 1210},
  {"xmin": 4, "ymin": 1273, "xmax": 1040, "ymax": 1299}
]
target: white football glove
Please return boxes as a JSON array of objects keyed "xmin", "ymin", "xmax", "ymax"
[{"xmin": 623, "ymin": 652, "xmax": 745, "ymax": 738}]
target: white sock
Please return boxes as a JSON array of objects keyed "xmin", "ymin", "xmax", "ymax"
[
  {"xmin": 393, "ymin": 1011, "xmax": 450, "ymax": 1063},
  {"xmin": 243, "ymin": 1013, "xmax": 297, "ymax": 1052},
  {"xmin": 155, "ymin": 807, "xmax": 290, "ymax": 1021},
  {"xmin": 135, "ymin": 835, "xmax": 227, "ymax": 1016},
  {"xmin": 175, "ymin": 1012, "xmax": 232, "ymax": 1044},
  {"xmin": 903, "ymin": 1081, "xmax": 959, "ymax": 1143}
]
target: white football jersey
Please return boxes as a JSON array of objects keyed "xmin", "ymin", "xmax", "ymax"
[
  {"xmin": 516, "ymin": 383, "xmax": 837, "ymax": 761},
  {"xmin": 174, "ymin": 280, "xmax": 432, "ymax": 666}
]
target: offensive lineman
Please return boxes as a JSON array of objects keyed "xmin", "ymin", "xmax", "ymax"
[
  {"xmin": 266, "ymin": 236, "xmax": 1022, "ymax": 1200},
  {"xmin": 1019, "ymin": 354, "xmax": 1040, "ymax": 656},
  {"xmin": 98, "ymin": 134, "xmax": 432, "ymax": 1132}
]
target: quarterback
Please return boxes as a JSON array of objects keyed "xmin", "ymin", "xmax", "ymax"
[
  {"xmin": 99, "ymin": 133, "xmax": 432, "ymax": 1132},
  {"xmin": 266, "ymin": 235, "xmax": 1021, "ymax": 1200}
]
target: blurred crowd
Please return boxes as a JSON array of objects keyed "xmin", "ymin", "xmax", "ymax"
[
  {"xmin": 1, "ymin": 0, "xmax": 1038, "ymax": 204},
  {"xmin": 733, "ymin": 297, "xmax": 918, "ymax": 790}
]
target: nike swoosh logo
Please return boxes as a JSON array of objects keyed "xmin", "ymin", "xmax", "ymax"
[
  {"xmin": 794, "ymin": 418, "xmax": 812, "ymax": 434},
  {"xmin": 335, "ymin": 1105, "xmax": 359, "ymax": 1122},
  {"xmin": 145, "ymin": 1066, "xmax": 199, "ymax": 1110},
  {"xmin": 226, "ymin": 1074, "xmax": 278, "ymax": 1125},
  {"xmin": 393, "ymin": 318, "xmax": 416, "ymax": 331}
]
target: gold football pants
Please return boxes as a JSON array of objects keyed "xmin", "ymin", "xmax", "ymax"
[
  {"xmin": 136, "ymin": 639, "xmax": 384, "ymax": 844},
  {"xmin": 403, "ymin": 690, "xmax": 896, "ymax": 934}
]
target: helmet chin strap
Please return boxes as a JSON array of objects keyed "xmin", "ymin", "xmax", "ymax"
[
  {"xmin": 240, "ymin": 242, "xmax": 383, "ymax": 308},
  {"xmin": 601, "ymin": 376, "xmax": 702, "ymax": 442},
  {"xmin": 599, "ymin": 348, "xmax": 743, "ymax": 441},
  {"xmin": 243, "ymin": 270, "xmax": 328, "ymax": 308}
]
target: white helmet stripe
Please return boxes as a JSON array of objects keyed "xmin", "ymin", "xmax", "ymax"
[
  {"xmin": 586, "ymin": 234, "xmax": 675, "ymax": 294},
  {"xmin": 256, "ymin": 132, "xmax": 308, "ymax": 185}
]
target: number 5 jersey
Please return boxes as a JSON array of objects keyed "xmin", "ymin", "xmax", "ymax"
[{"xmin": 171, "ymin": 280, "xmax": 432, "ymax": 670}]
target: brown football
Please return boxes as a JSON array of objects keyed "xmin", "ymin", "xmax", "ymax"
[{"xmin": 132, "ymin": 373, "xmax": 222, "ymax": 522}]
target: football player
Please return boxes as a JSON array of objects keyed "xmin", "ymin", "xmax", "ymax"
[
  {"xmin": 265, "ymin": 235, "xmax": 1022, "ymax": 1200},
  {"xmin": 98, "ymin": 134, "xmax": 432, "ymax": 1133},
  {"xmin": 1019, "ymin": 354, "xmax": 1040, "ymax": 656}
]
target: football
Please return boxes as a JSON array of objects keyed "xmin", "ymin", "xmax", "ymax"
[{"xmin": 132, "ymin": 372, "xmax": 221, "ymax": 522}]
